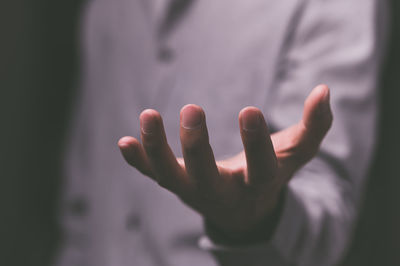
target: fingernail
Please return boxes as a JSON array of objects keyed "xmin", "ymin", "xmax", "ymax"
[
  {"xmin": 118, "ymin": 136, "xmax": 132, "ymax": 148},
  {"xmin": 181, "ymin": 105, "xmax": 202, "ymax": 129},
  {"xmin": 140, "ymin": 111, "xmax": 157, "ymax": 134},
  {"xmin": 319, "ymin": 87, "xmax": 331, "ymax": 115},
  {"xmin": 242, "ymin": 108, "xmax": 261, "ymax": 131}
]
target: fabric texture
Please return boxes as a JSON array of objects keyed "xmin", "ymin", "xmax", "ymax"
[{"xmin": 56, "ymin": 0, "xmax": 388, "ymax": 265}]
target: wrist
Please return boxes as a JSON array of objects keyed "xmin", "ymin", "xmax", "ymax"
[{"xmin": 204, "ymin": 186, "xmax": 287, "ymax": 245}]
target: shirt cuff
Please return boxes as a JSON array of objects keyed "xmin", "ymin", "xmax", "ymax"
[{"xmin": 197, "ymin": 186, "xmax": 301, "ymax": 265}]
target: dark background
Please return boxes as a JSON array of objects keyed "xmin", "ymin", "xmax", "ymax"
[
  {"xmin": 1, "ymin": 1, "xmax": 82, "ymax": 265},
  {"xmin": 0, "ymin": 1, "xmax": 399, "ymax": 265},
  {"xmin": 341, "ymin": 1, "xmax": 400, "ymax": 265}
]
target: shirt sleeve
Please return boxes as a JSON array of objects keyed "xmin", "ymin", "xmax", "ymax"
[{"xmin": 199, "ymin": 0, "xmax": 388, "ymax": 265}]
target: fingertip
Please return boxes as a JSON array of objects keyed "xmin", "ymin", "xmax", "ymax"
[
  {"xmin": 140, "ymin": 109, "xmax": 161, "ymax": 123},
  {"xmin": 316, "ymin": 85, "xmax": 330, "ymax": 109},
  {"xmin": 305, "ymin": 85, "xmax": 332, "ymax": 118},
  {"xmin": 118, "ymin": 137, "xmax": 142, "ymax": 162},
  {"xmin": 140, "ymin": 108, "xmax": 160, "ymax": 116},
  {"xmin": 239, "ymin": 106, "xmax": 261, "ymax": 117},
  {"xmin": 140, "ymin": 109, "xmax": 162, "ymax": 134},
  {"xmin": 313, "ymin": 85, "xmax": 332, "ymax": 123},
  {"xmin": 307, "ymin": 84, "xmax": 329, "ymax": 104},
  {"xmin": 118, "ymin": 137, "xmax": 136, "ymax": 165},
  {"xmin": 315, "ymin": 84, "xmax": 329, "ymax": 94},
  {"xmin": 319, "ymin": 85, "xmax": 332, "ymax": 114},
  {"xmin": 239, "ymin": 106, "xmax": 263, "ymax": 132},
  {"xmin": 180, "ymin": 104, "xmax": 204, "ymax": 130},
  {"xmin": 118, "ymin": 136, "xmax": 154, "ymax": 176},
  {"xmin": 301, "ymin": 85, "xmax": 333, "ymax": 142},
  {"xmin": 118, "ymin": 136, "xmax": 136, "ymax": 149},
  {"xmin": 180, "ymin": 104, "xmax": 203, "ymax": 113}
]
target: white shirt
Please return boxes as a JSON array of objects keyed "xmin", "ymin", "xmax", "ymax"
[{"xmin": 57, "ymin": 0, "xmax": 388, "ymax": 265}]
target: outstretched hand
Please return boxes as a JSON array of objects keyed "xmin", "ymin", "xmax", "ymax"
[{"xmin": 118, "ymin": 85, "xmax": 332, "ymax": 242}]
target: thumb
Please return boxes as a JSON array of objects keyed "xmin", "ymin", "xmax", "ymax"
[
  {"xmin": 271, "ymin": 84, "xmax": 333, "ymax": 178},
  {"xmin": 301, "ymin": 84, "xmax": 333, "ymax": 145}
]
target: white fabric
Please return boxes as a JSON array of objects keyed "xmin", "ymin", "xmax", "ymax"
[{"xmin": 56, "ymin": 0, "xmax": 388, "ymax": 265}]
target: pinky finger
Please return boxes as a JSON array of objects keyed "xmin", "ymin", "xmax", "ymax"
[{"xmin": 118, "ymin": 136, "xmax": 154, "ymax": 177}]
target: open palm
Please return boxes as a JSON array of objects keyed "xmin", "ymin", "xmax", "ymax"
[{"xmin": 118, "ymin": 85, "xmax": 332, "ymax": 242}]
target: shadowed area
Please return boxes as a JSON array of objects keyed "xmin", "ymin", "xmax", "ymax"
[{"xmin": 1, "ymin": 1, "xmax": 82, "ymax": 265}]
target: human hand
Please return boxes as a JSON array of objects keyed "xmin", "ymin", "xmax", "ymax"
[{"xmin": 118, "ymin": 85, "xmax": 332, "ymax": 242}]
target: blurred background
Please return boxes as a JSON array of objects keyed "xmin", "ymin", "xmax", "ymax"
[
  {"xmin": 1, "ymin": 1, "xmax": 82, "ymax": 265},
  {"xmin": 1, "ymin": 1, "xmax": 399, "ymax": 266}
]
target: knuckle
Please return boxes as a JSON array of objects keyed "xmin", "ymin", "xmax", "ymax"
[
  {"xmin": 144, "ymin": 147, "xmax": 162, "ymax": 161},
  {"xmin": 142, "ymin": 139, "xmax": 162, "ymax": 152},
  {"xmin": 183, "ymin": 135, "xmax": 208, "ymax": 152}
]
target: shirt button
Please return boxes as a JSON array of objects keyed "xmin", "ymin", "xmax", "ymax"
[
  {"xmin": 69, "ymin": 198, "xmax": 88, "ymax": 216},
  {"xmin": 126, "ymin": 213, "xmax": 141, "ymax": 231},
  {"xmin": 157, "ymin": 46, "xmax": 174, "ymax": 63}
]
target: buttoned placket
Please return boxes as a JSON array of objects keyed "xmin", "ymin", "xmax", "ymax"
[
  {"xmin": 125, "ymin": 0, "xmax": 181, "ymax": 235},
  {"xmin": 149, "ymin": 0, "xmax": 191, "ymax": 112}
]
